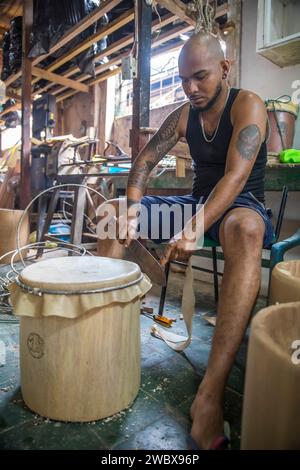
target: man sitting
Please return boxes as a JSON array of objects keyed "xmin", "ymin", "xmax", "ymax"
[{"xmin": 99, "ymin": 32, "xmax": 273, "ymax": 450}]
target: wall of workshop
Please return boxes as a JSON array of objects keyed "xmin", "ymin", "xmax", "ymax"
[
  {"xmin": 62, "ymin": 92, "xmax": 94, "ymax": 138},
  {"xmin": 240, "ymin": 0, "xmax": 300, "ymax": 271},
  {"xmin": 111, "ymin": 101, "xmax": 184, "ymax": 156}
]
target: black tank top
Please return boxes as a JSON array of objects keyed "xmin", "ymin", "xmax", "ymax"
[{"xmin": 185, "ymin": 88, "xmax": 267, "ymax": 203}]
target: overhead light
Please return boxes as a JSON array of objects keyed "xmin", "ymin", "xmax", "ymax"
[{"xmin": 180, "ymin": 34, "xmax": 189, "ymax": 41}]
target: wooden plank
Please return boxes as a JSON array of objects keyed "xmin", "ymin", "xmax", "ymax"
[
  {"xmin": 131, "ymin": 0, "xmax": 152, "ymax": 161},
  {"xmin": 70, "ymin": 187, "xmax": 86, "ymax": 246},
  {"xmin": 34, "ymin": 52, "xmax": 124, "ymax": 97},
  {"xmin": 33, "ymin": 13, "xmax": 176, "ymax": 94},
  {"xmin": 46, "ymin": 10, "xmax": 134, "ymax": 74},
  {"xmin": 152, "ymin": 40, "xmax": 184, "ymax": 57},
  {"xmin": 21, "ymin": 0, "xmax": 33, "ymax": 209},
  {"xmin": 56, "ymin": 102, "xmax": 64, "ymax": 136},
  {"xmin": 33, "ymin": 34, "xmax": 135, "ymax": 97},
  {"xmin": 34, "ymin": 0, "xmax": 123, "ymax": 66},
  {"xmin": 0, "ymin": 102, "xmax": 21, "ymax": 118},
  {"xmin": 35, "ymin": 57, "xmax": 122, "ymax": 100},
  {"xmin": 156, "ymin": 0, "xmax": 228, "ymax": 24},
  {"xmin": 51, "ymin": 55, "xmax": 124, "ymax": 96},
  {"xmin": 24, "ymin": 7, "xmax": 133, "ymax": 91},
  {"xmin": 11, "ymin": 36, "xmax": 185, "ymax": 109},
  {"xmin": 4, "ymin": 0, "xmax": 123, "ymax": 88},
  {"xmin": 226, "ymin": 0, "xmax": 241, "ymax": 88},
  {"xmin": 5, "ymin": 90, "xmax": 22, "ymax": 102},
  {"xmin": 155, "ymin": 0, "xmax": 195, "ymax": 25},
  {"xmin": 176, "ymin": 157, "xmax": 186, "ymax": 178},
  {"xmin": 56, "ymin": 68, "xmax": 121, "ymax": 103},
  {"xmin": 53, "ymin": 32, "xmax": 185, "ymax": 104},
  {"xmin": 32, "ymin": 66, "xmax": 89, "ymax": 93},
  {"xmin": 98, "ymin": 80, "xmax": 108, "ymax": 155},
  {"xmin": 151, "ymin": 24, "xmax": 193, "ymax": 49},
  {"xmin": 32, "ymin": 12, "xmax": 176, "ymax": 98}
]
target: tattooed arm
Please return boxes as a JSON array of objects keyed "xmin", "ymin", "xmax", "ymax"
[
  {"xmin": 194, "ymin": 91, "xmax": 268, "ymax": 236},
  {"xmin": 161, "ymin": 91, "xmax": 268, "ymax": 264},
  {"xmin": 126, "ymin": 103, "xmax": 188, "ymax": 208}
]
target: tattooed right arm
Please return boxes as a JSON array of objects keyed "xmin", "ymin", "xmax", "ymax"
[{"xmin": 127, "ymin": 104, "xmax": 185, "ymax": 204}]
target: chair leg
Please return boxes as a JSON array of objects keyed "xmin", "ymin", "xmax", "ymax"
[
  {"xmin": 158, "ymin": 262, "xmax": 170, "ymax": 316},
  {"xmin": 70, "ymin": 186, "xmax": 86, "ymax": 247},
  {"xmin": 36, "ymin": 189, "xmax": 60, "ymax": 258},
  {"xmin": 212, "ymin": 246, "xmax": 219, "ymax": 304}
]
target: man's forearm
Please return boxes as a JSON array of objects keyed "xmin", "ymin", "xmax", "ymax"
[
  {"xmin": 126, "ymin": 105, "xmax": 184, "ymax": 206},
  {"xmin": 189, "ymin": 174, "xmax": 247, "ymax": 239}
]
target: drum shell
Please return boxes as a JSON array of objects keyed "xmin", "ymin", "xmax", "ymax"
[
  {"xmin": 269, "ymin": 260, "xmax": 300, "ymax": 305},
  {"xmin": 0, "ymin": 209, "xmax": 29, "ymax": 264},
  {"xmin": 20, "ymin": 300, "xmax": 141, "ymax": 422},
  {"xmin": 9, "ymin": 256, "xmax": 151, "ymax": 422},
  {"xmin": 241, "ymin": 301, "xmax": 300, "ymax": 449}
]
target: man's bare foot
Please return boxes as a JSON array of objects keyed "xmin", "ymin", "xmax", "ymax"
[{"xmin": 189, "ymin": 392, "xmax": 224, "ymax": 450}]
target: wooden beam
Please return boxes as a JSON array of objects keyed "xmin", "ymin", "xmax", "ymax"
[
  {"xmin": 52, "ymin": 22, "xmax": 187, "ymax": 104},
  {"xmin": 33, "ymin": 13, "xmax": 175, "ymax": 91},
  {"xmin": 155, "ymin": 0, "xmax": 195, "ymax": 26},
  {"xmin": 21, "ymin": 0, "xmax": 33, "ymax": 209},
  {"xmin": 155, "ymin": 0, "xmax": 228, "ymax": 25},
  {"xmin": 226, "ymin": 0, "xmax": 241, "ymax": 88},
  {"xmin": 46, "ymin": 10, "xmax": 134, "ymax": 74},
  {"xmin": 81, "ymin": 11, "xmax": 176, "ymax": 76},
  {"xmin": 5, "ymin": 90, "xmax": 22, "ymax": 102},
  {"xmin": 152, "ymin": 40, "xmax": 184, "ymax": 58},
  {"xmin": 56, "ymin": 102, "xmax": 64, "ymax": 136},
  {"xmin": 4, "ymin": 0, "xmax": 123, "ymax": 88},
  {"xmin": 32, "ymin": 66, "xmax": 89, "ymax": 93},
  {"xmin": 32, "ymin": 13, "xmax": 177, "ymax": 97},
  {"xmin": 0, "ymin": 102, "xmax": 21, "ymax": 118},
  {"xmin": 56, "ymin": 68, "xmax": 121, "ymax": 103},
  {"xmin": 34, "ymin": 9, "xmax": 181, "ymax": 102},
  {"xmin": 151, "ymin": 24, "xmax": 193, "ymax": 49},
  {"xmin": 51, "ymin": 55, "xmax": 125, "ymax": 96},
  {"xmin": 35, "ymin": 0, "xmax": 123, "ymax": 67},
  {"xmin": 98, "ymin": 80, "xmax": 107, "ymax": 154},
  {"xmin": 29, "ymin": 10, "xmax": 132, "ymax": 90},
  {"xmin": 131, "ymin": 0, "xmax": 152, "ymax": 161}
]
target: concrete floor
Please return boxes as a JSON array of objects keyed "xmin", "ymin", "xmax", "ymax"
[{"xmin": 0, "ymin": 265, "xmax": 267, "ymax": 450}]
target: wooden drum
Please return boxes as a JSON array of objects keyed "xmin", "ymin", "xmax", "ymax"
[
  {"xmin": 269, "ymin": 260, "xmax": 300, "ymax": 305},
  {"xmin": 241, "ymin": 301, "xmax": 300, "ymax": 449},
  {"xmin": 0, "ymin": 209, "xmax": 29, "ymax": 263},
  {"xmin": 9, "ymin": 256, "xmax": 151, "ymax": 422}
]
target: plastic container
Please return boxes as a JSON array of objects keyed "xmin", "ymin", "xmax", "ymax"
[
  {"xmin": 265, "ymin": 97, "xmax": 298, "ymax": 154},
  {"xmin": 48, "ymin": 223, "xmax": 71, "ymax": 242},
  {"xmin": 279, "ymin": 148, "xmax": 300, "ymax": 164}
]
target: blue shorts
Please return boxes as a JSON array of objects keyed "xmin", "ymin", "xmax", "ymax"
[{"xmin": 140, "ymin": 192, "xmax": 274, "ymax": 249}]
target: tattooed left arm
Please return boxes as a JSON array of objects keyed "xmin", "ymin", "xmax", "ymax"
[{"xmin": 191, "ymin": 91, "xmax": 268, "ymax": 238}]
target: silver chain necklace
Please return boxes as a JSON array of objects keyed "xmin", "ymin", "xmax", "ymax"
[{"xmin": 200, "ymin": 87, "xmax": 231, "ymax": 143}]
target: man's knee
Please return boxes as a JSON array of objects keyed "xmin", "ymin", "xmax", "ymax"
[{"xmin": 222, "ymin": 212, "xmax": 265, "ymax": 247}]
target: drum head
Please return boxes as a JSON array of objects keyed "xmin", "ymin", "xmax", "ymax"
[{"xmin": 19, "ymin": 256, "xmax": 142, "ymax": 292}]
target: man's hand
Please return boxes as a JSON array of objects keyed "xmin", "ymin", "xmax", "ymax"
[
  {"xmin": 118, "ymin": 200, "xmax": 140, "ymax": 247},
  {"xmin": 160, "ymin": 230, "xmax": 198, "ymax": 267}
]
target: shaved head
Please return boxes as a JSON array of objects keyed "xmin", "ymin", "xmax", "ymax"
[
  {"xmin": 179, "ymin": 32, "xmax": 225, "ymax": 64},
  {"xmin": 178, "ymin": 32, "xmax": 229, "ymax": 111}
]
